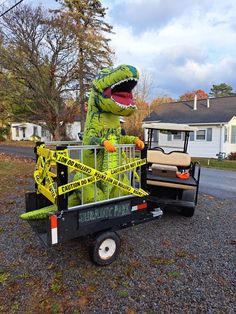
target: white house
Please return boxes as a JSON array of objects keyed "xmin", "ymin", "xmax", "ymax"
[
  {"xmin": 11, "ymin": 118, "xmax": 82, "ymax": 142},
  {"xmin": 11, "ymin": 122, "xmax": 51, "ymax": 142},
  {"xmin": 143, "ymin": 96, "xmax": 236, "ymax": 158}
]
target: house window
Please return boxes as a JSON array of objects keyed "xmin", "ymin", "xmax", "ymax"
[
  {"xmin": 22, "ymin": 127, "xmax": 26, "ymax": 138},
  {"xmin": 15, "ymin": 127, "xmax": 19, "ymax": 137},
  {"xmin": 206, "ymin": 128, "xmax": 212, "ymax": 142},
  {"xmin": 167, "ymin": 132, "xmax": 172, "ymax": 141},
  {"xmin": 196, "ymin": 129, "xmax": 206, "ymax": 140},
  {"xmin": 173, "ymin": 132, "xmax": 182, "ymax": 140},
  {"xmin": 33, "ymin": 126, "xmax": 38, "ymax": 136},
  {"xmin": 231, "ymin": 126, "xmax": 236, "ymax": 144},
  {"xmin": 224, "ymin": 127, "xmax": 228, "ymax": 142},
  {"xmin": 152, "ymin": 130, "xmax": 159, "ymax": 142},
  {"xmin": 41, "ymin": 126, "xmax": 47, "ymax": 137},
  {"xmin": 189, "ymin": 131, "xmax": 194, "ymax": 141}
]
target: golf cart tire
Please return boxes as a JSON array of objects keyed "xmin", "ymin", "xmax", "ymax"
[
  {"xmin": 90, "ymin": 231, "xmax": 121, "ymax": 266},
  {"xmin": 180, "ymin": 190, "xmax": 196, "ymax": 217},
  {"xmin": 181, "ymin": 206, "xmax": 195, "ymax": 217}
]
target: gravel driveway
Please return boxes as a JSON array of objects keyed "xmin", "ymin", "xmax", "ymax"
[{"xmin": 0, "ymin": 156, "xmax": 235, "ymax": 313}]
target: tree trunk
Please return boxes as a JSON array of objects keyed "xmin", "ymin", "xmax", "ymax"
[{"xmin": 78, "ymin": 48, "xmax": 85, "ymax": 131}]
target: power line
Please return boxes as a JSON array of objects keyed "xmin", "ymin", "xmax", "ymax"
[{"xmin": 0, "ymin": 0, "xmax": 23, "ymax": 17}]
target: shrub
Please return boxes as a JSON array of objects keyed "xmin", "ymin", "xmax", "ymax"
[
  {"xmin": 29, "ymin": 135, "xmax": 41, "ymax": 142},
  {"xmin": 0, "ymin": 127, "xmax": 10, "ymax": 141},
  {"xmin": 227, "ymin": 152, "xmax": 236, "ymax": 160}
]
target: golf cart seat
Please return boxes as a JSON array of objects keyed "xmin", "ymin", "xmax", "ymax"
[
  {"xmin": 147, "ymin": 150, "xmax": 191, "ymax": 167},
  {"xmin": 146, "ymin": 150, "xmax": 195, "ymax": 189}
]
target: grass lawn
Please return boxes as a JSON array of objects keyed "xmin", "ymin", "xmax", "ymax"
[
  {"xmin": 192, "ymin": 157, "xmax": 236, "ymax": 171},
  {"xmin": 0, "ymin": 156, "xmax": 34, "ymax": 196}
]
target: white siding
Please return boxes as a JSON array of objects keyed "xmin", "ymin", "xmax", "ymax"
[
  {"xmin": 66, "ymin": 121, "xmax": 81, "ymax": 140},
  {"xmin": 224, "ymin": 117, "xmax": 236, "ymax": 155},
  {"xmin": 11, "ymin": 121, "xmax": 82, "ymax": 142},
  {"xmin": 188, "ymin": 126, "xmax": 222, "ymax": 158},
  {"xmin": 11, "ymin": 122, "xmax": 51, "ymax": 142}
]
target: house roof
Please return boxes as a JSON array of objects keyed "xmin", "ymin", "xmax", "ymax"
[{"xmin": 144, "ymin": 96, "xmax": 236, "ymax": 124}]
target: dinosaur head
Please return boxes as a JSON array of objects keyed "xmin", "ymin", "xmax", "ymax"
[{"xmin": 92, "ymin": 64, "xmax": 139, "ymax": 116}]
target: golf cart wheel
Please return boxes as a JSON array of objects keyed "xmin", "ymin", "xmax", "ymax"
[
  {"xmin": 91, "ymin": 231, "xmax": 121, "ymax": 266},
  {"xmin": 180, "ymin": 190, "xmax": 196, "ymax": 217},
  {"xmin": 181, "ymin": 206, "xmax": 195, "ymax": 217}
]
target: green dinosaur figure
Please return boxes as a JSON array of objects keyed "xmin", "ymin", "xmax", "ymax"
[
  {"xmin": 20, "ymin": 64, "xmax": 144, "ymax": 220},
  {"xmin": 80, "ymin": 64, "xmax": 144, "ymax": 200}
]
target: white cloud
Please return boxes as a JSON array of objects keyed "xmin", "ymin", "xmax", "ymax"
[
  {"xmin": 24, "ymin": 0, "xmax": 236, "ymax": 99},
  {"xmin": 105, "ymin": 0, "xmax": 236, "ymax": 98}
]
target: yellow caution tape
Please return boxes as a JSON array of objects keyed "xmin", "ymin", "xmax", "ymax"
[
  {"xmin": 55, "ymin": 153, "xmax": 147, "ymax": 197},
  {"xmin": 34, "ymin": 145, "xmax": 59, "ymax": 204},
  {"xmin": 57, "ymin": 158, "xmax": 146, "ymax": 195},
  {"xmin": 121, "ymin": 150, "xmax": 140, "ymax": 182},
  {"xmin": 34, "ymin": 145, "xmax": 148, "ymax": 201}
]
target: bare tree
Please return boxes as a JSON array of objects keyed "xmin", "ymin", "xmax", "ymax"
[
  {"xmin": 0, "ymin": 4, "xmax": 80, "ymax": 139},
  {"xmin": 125, "ymin": 70, "xmax": 153, "ymax": 138}
]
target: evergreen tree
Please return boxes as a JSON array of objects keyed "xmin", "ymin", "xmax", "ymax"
[
  {"xmin": 57, "ymin": 0, "xmax": 114, "ymax": 130},
  {"xmin": 209, "ymin": 83, "xmax": 236, "ymax": 97}
]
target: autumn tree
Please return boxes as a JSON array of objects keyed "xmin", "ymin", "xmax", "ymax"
[
  {"xmin": 179, "ymin": 89, "xmax": 208, "ymax": 101},
  {"xmin": 0, "ymin": 4, "xmax": 82, "ymax": 139},
  {"xmin": 0, "ymin": 1, "xmax": 113, "ymax": 139},
  {"xmin": 209, "ymin": 83, "xmax": 236, "ymax": 97},
  {"xmin": 57, "ymin": 0, "xmax": 114, "ymax": 130},
  {"xmin": 125, "ymin": 71, "xmax": 152, "ymax": 139}
]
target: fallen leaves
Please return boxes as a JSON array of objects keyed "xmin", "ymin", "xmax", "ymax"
[
  {"xmin": 0, "ymin": 270, "xmax": 10, "ymax": 284},
  {"xmin": 150, "ymin": 256, "xmax": 176, "ymax": 266}
]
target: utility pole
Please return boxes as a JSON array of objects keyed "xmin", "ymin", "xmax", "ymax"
[{"xmin": 0, "ymin": 0, "xmax": 23, "ymax": 17}]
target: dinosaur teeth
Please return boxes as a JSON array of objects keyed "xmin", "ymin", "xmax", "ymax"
[
  {"xmin": 111, "ymin": 96, "xmax": 137, "ymax": 109},
  {"xmin": 111, "ymin": 78, "xmax": 138, "ymax": 89}
]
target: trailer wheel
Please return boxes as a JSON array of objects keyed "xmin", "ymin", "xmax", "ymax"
[{"xmin": 91, "ymin": 231, "xmax": 121, "ymax": 266}]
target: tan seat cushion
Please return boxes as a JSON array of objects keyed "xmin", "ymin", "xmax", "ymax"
[{"xmin": 147, "ymin": 150, "xmax": 191, "ymax": 167}]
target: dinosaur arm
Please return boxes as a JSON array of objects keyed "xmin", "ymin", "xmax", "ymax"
[
  {"xmin": 85, "ymin": 127, "xmax": 105, "ymax": 146},
  {"xmin": 120, "ymin": 135, "xmax": 144, "ymax": 150},
  {"xmin": 120, "ymin": 135, "xmax": 138, "ymax": 144},
  {"xmin": 88, "ymin": 129, "xmax": 116, "ymax": 152}
]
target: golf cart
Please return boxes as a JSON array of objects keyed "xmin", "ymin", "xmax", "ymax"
[{"xmin": 142, "ymin": 123, "xmax": 201, "ymax": 217}]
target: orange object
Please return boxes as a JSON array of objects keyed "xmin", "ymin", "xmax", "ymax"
[
  {"xmin": 134, "ymin": 138, "xmax": 144, "ymax": 150},
  {"xmin": 50, "ymin": 215, "xmax": 58, "ymax": 229},
  {"xmin": 176, "ymin": 172, "xmax": 190, "ymax": 180},
  {"xmin": 103, "ymin": 140, "xmax": 116, "ymax": 152}
]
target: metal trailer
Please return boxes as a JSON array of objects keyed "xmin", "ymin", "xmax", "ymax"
[
  {"xmin": 142, "ymin": 123, "xmax": 201, "ymax": 217},
  {"xmin": 25, "ymin": 142, "xmax": 162, "ymax": 266}
]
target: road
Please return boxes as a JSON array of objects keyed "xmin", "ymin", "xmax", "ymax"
[
  {"xmin": 0, "ymin": 144, "xmax": 235, "ymax": 199},
  {"xmin": 0, "ymin": 144, "xmax": 35, "ymax": 159},
  {"xmin": 199, "ymin": 167, "xmax": 236, "ymax": 200}
]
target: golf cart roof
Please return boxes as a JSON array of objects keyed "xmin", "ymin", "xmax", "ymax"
[{"xmin": 143, "ymin": 122, "xmax": 196, "ymax": 132}]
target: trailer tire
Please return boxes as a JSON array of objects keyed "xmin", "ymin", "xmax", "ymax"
[
  {"xmin": 181, "ymin": 206, "xmax": 195, "ymax": 217},
  {"xmin": 90, "ymin": 231, "xmax": 121, "ymax": 266}
]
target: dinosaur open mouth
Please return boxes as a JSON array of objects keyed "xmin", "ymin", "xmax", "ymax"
[{"xmin": 103, "ymin": 78, "xmax": 137, "ymax": 106}]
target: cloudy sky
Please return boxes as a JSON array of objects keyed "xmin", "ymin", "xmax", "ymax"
[
  {"xmin": 103, "ymin": 0, "xmax": 236, "ymax": 99},
  {"xmin": 3, "ymin": 0, "xmax": 236, "ymax": 99}
]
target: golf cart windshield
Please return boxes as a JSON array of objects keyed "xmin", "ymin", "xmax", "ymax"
[{"xmin": 143, "ymin": 123, "xmax": 196, "ymax": 153}]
